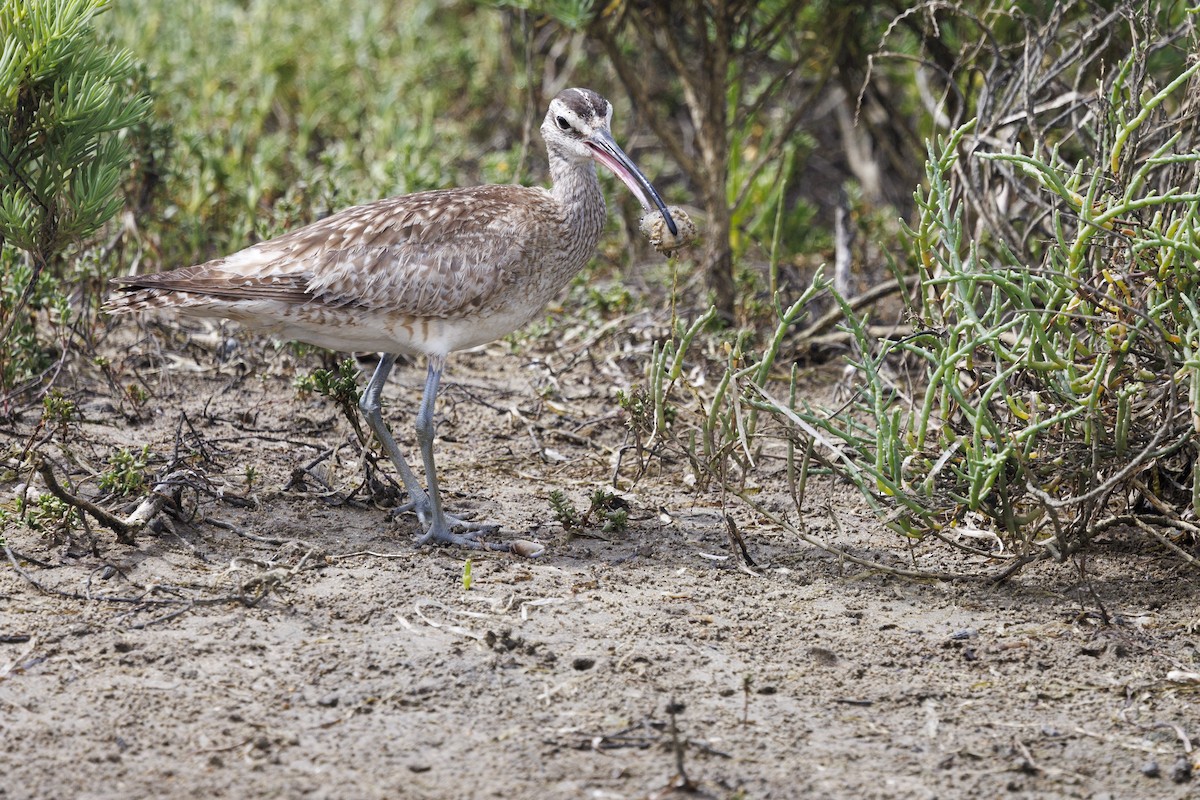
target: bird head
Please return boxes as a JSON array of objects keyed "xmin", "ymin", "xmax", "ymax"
[{"xmin": 543, "ymin": 88, "xmax": 678, "ymax": 237}]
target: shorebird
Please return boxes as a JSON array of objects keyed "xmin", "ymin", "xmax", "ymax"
[{"xmin": 107, "ymin": 88, "xmax": 678, "ymax": 550}]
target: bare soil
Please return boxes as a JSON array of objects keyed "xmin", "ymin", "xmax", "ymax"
[{"xmin": 2, "ymin": 313, "xmax": 1199, "ymax": 800}]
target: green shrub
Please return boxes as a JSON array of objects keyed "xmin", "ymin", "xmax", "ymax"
[
  {"xmin": 0, "ymin": 0, "xmax": 152, "ymax": 393},
  {"xmin": 626, "ymin": 9, "xmax": 1200, "ymax": 575},
  {"xmin": 101, "ymin": 0, "xmax": 514, "ymax": 268},
  {"xmin": 769, "ymin": 49, "xmax": 1200, "ymax": 565}
]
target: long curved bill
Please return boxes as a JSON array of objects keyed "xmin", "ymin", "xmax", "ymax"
[{"xmin": 586, "ymin": 130, "xmax": 678, "ymax": 237}]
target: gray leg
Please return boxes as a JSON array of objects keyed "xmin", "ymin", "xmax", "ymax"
[
  {"xmin": 359, "ymin": 353, "xmax": 500, "ymax": 548},
  {"xmin": 359, "ymin": 354, "xmax": 429, "ymax": 519},
  {"xmin": 413, "ymin": 354, "xmax": 499, "ymax": 547}
]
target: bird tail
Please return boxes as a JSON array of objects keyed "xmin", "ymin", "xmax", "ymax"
[{"xmin": 102, "ymin": 277, "xmax": 191, "ymax": 315}]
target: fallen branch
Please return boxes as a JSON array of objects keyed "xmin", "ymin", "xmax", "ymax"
[
  {"xmin": 792, "ymin": 274, "xmax": 921, "ymax": 343},
  {"xmin": 34, "ymin": 456, "xmax": 138, "ymax": 544},
  {"xmin": 801, "ymin": 323, "xmax": 916, "ymax": 349},
  {"xmin": 732, "ymin": 484, "xmax": 989, "ymax": 582},
  {"xmin": 4, "ymin": 540, "xmax": 319, "ymax": 628},
  {"xmin": 33, "ymin": 458, "xmax": 210, "ymax": 544},
  {"xmin": 1131, "ymin": 518, "xmax": 1200, "ymax": 570}
]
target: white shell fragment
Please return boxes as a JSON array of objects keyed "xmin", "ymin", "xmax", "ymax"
[
  {"xmin": 640, "ymin": 206, "xmax": 697, "ymax": 255},
  {"xmin": 510, "ymin": 539, "xmax": 546, "ymax": 558}
]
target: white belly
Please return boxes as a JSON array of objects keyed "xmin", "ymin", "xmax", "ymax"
[{"xmin": 177, "ymin": 299, "xmax": 543, "ymax": 357}]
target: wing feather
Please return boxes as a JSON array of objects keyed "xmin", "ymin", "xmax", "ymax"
[{"xmin": 114, "ymin": 185, "xmax": 560, "ymax": 318}]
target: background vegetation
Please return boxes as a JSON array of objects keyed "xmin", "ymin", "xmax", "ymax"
[{"xmin": 2, "ymin": 0, "xmax": 1198, "ymax": 578}]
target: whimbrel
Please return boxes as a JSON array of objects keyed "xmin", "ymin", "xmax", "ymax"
[{"xmin": 107, "ymin": 88, "xmax": 678, "ymax": 550}]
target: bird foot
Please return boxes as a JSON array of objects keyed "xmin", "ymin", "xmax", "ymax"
[
  {"xmin": 389, "ymin": 500, "xmax": 498, "ymax": 535},
  {"xmin": 417, "ymin": 525, "xmax": 509, "ymax": 551},
  {"xmin": 389, "ymin": 496, "xmax": 504, "ymax": 549}
]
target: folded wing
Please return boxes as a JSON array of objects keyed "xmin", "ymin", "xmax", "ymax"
[{"xmin": 111, "ymin": 185, "xmax": 557, "ymax": 319}]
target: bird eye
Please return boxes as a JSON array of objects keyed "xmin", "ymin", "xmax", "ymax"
[{"xmin": 555, "ymin": 115, "xmax": 571, "ymax": 131}]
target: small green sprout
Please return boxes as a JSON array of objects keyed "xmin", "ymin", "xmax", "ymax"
[
  {"xmin": 41, "ymin": 391, "xmax": 78, "ymax": 430},
  {"xmin": 550, "ymin": 488, "xmax": 629, "ymax": 535},
  {"xmin": 549, "ymin": 489, "xmax": 580, "ymax": 529},
  {"xmin": 295, "ymin": 358, "xmax": 365, "ymax": 441},
  {"xmin": 99, "ymin": 445, "xmax": 151, "ymax": 496},
  {"xmin": 243, "ymin": 465, "xmax": 259, "ymax": 492}
]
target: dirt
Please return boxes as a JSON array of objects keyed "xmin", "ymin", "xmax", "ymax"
[{"xmin": 2, "ymin": 312, "xmax": 1199, "ymax": 800}]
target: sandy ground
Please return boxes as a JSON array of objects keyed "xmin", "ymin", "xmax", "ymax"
[{"xmin": 2, "ymin": 313, "xmax": 1199, "ymax": 800}]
